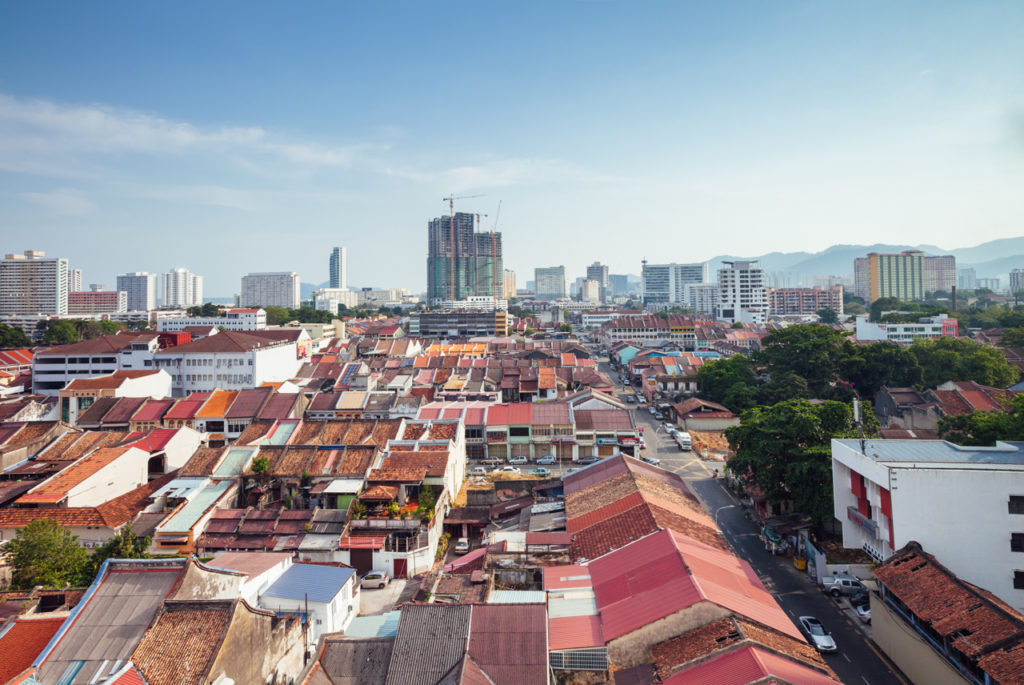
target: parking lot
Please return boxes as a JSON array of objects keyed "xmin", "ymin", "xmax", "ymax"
[{"xmin": 357, "ymin": 578, "xmax": 409, "ymax": 616}]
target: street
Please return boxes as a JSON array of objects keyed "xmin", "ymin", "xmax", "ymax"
[{"xmin": 596, "ymin": 354, "xmax": 907, "ymax": 685}]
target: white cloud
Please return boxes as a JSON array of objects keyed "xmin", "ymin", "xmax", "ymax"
[{"xmin": 20, "ymin": 188, "xmax": 95, "ymax": 216}]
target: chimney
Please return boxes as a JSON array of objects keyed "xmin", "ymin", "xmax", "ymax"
[{"xmin": 951, "ymin": 285, "xmax": 957, "ymax": 312}]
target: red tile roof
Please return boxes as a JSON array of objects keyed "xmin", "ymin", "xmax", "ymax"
[
  {"xmin": 0, "ymin": 617, "xmax": 66, "ymax": 683},
  {"xmin": 663, "ymin": 646, "xmax": 840, "ymax": 685},
  {"xmin": 131, "ymin": 601, "xmax": 233, "ymax": 685},
  {"xmin": 64, "ymin": 369, "xmax": 163, "ymax": 390},
  {"xmin": 17, "ymin": 446, "xmax": 135, "ymax": 504},
  {"xmin": 548, "ymin": 615, "xmax": 603, "ymax": 650}
]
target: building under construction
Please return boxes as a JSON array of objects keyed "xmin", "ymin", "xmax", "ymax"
[{"xmin": 426, "ymin": 212, "xmax": 503, "ymax": 304}]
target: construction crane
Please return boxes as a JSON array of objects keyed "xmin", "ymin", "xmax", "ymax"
[{"xmin": 442, "ymin": 194, "xmax": 485, "ymax": 301}]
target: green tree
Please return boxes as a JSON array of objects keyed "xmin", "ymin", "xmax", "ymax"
[
  {"xmin": 841, "ymin": 341, "xmax": 922, "ymax": 398},
  {"xmin": 86, "ymin": 528, "xmax": 150, "ymax": 578},
  {"xmin": 938, "ymin": 395, "xmax": 1024, "ymax": 446},
  {"xmin": 264, "ymin": 307, "xmax": 291, "ymax": 326},
  {"xmin": 5, "ymin": 519, "xmax": 90, "ymax": 589},
  {"xmin": 41, "ymin": 320, "xmax": 79, "ymax": 345},
  {"xmin": 0, "ymin": 323, "xmax": 30, "ymax": 347},
  {"xmin": 755, "ymin": 325, "xmax": 852, "ymax": 397},
  {"xmin": 999, "ymin": 328, "xmax": 1024, "ymax": 348},
  {"xmin": 697, "ymin": 354, "xmax": 757, "ymax": 409},
  {"xmin": 909, "ymin": 336, "xmax": 1019, "ymax": 389},
  {"xmin": 816, "ymin": 308, "xmax": 839, "ymax": 324}
]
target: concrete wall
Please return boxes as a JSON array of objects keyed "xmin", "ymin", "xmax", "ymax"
[
  {"xmin": 209, "ymin": 601, "xmax": 306, "ymax": 684},
  {"xmin": 67, "ymin": 446, "xmax": 149, "ymax": 507},
  {"xmin": 872, "ymin": 595, "xmax": 969, "ymax": 685},
  {"xmin": 607, "ymin": 601, "xmax": 730, "ymax": 669},
  {"xmin": 173, "ymin": 561, "xmax": 246, "ymax": 600}
]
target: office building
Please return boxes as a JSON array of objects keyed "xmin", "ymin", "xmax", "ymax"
[
  {"xmin": 426, "ymin": 212, "xmax": 503, "ymax": 304},
  {"xmin": 68, "ymin": 290, "xmax": 127, "ymax": 315},
  {"xmin": 641, "ymin": 262, "xmax": 708, "ymax": 307},
  {"xmin": 581, "ymin": 279, "xmax": 601, "ymax": 303},
  {"xmin": 163, "ymin": 268, "xmax": 203, "ymax": 308},
  {"xmin": 957, "ymin": 268, "xmax": 977, "ymax": 290},
  {"xmin": 0, "ymin": 250, "xmax": 69, "ymax": 315},
  {"xmin": 854, "ymin": 314, "xmax": 958, "ymax": 342},
  {"xmin": 502, "ymin": 269, "xmax": 516, "ymax": 300},
  {"xmin": 313, "ymin": 288, "xmax": 359, "ymax": 312},
  {"xmin": 69, "ymin": 268, "xmax": 82, "ymax": 293},
  {"xmin": 408, "ymin": 310, "xmax": 509, "ymax": 337},
  {"xmin": 240, "ymin": 272, "xmax": 301, "ymax": 309},
  {"xmin": 116, "ymin": 272, "xmax": 158, "ymax": 311},
  {"xmin": 329, "ymin": 247, "xmax": 347, "ymax": 290},
  {"xmin": 609, "ymin": 274, "xmax": 630, "ymax": 297},
  {"xmin": 534, "ymin": 266, "xmax": 568, "ymax": 300},
  {"xmin": 586, "ymin": 262, "xmax": 610, "ymax": 303},
  {"xmin": 767, "ymin": 286, "xmax": 844, "ymax": 316},
  {"xmin": 717, "ymin": 261, "xmax": 767, "ymax": 324},
  {"xmin": 683, "ymin": 283, "xmax": 720, "ymax": 315},
  {"xmin": 1011, "ymin": 269, "xmax": 1024, "ymax": 295},
  {"xmin": 855, "ymin": 251, "xmax": 924, "ymax": 303},
  {"xmin": 923, "ymin": 255, "xmax": 957, "ymax": 295}
]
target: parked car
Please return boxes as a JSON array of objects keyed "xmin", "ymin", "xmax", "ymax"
[
  {"xmin": 529, "ymin": 467, "xmax": 552, "ymax": 477},
  {"xmin": 662, "ymin": 422, "xmax": 676, "ymax": 432},
  {"xmin": 849, "ymin": 591, "xmax": 870, "ymax": 608},
  {"xmin": 536, "ymin": 455, "xmax": 557, "ymax": 465},
  {"xmin": 675, "ymin": 431, "xmax": 692, "ymax": 451},
  {"xmin": 855, "ymin": 603, "xmax": 871, "ymax": 624},
  {"xmin": 798, "ymin": 616, "xmax": 837, "ymax": 653},
  {"xmin": 508, "ymin": 456, "xmax": 529, "ymax": 465},
  {"xmin": 496, "ymin": 465, "xmax": 521, "ymax": 475},
  {"xmin": 481, "ymin": 458, "xmax": 502, "ymax": 467},
  {"xmin": 361, "ymin": 570, "xmax": 390, "ymax": 589},
  {"xmin": 454, "ymin": 537, "xmax": 470, "ymax": 554},
  {"xmin": 641, "ymin": 456, "xmax": 661, "ymax": 465},
  {"xmin": 822, "ymin": 574, "xmax": 866, "ymax": 598},
  {"xmin": 577, "ymin": 456, "xmax": 600, "ymax": 465},
  {"xmin": 624, "ymin": 396, "xmax": 636, "ymax": 403},
  {"xmin": 469, "ymin": 466, "xmax": 488, "ymax": 477},
  {"xmin": 654, "ymin": 412, "xmax": 665, "ymax": 421}
]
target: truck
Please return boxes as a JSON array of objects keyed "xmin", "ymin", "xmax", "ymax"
[
  {"xmin": 821, "ymin": 573, "xmax": 866, "ymax": 597},
  {"xmin": 675, "ymin": 431, "xmax": 692, "ymax": 451}
]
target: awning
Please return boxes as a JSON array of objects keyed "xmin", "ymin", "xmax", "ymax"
[
  {"xmin": 443, "ymin": 545, "xmax": 487, "ymax": 572},
  {"xmin": 323, "ymin": 479, "xmax": 364, "ymax": 495}
]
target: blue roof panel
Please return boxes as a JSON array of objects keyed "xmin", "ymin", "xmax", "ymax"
[{"xmin": 262, "ymin": 563, "xmax": 356, "ymax": 603}]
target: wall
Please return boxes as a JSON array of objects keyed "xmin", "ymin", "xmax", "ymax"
[
  {"xmin": 607, "ymin": 601, "xmax": 730, "ymax": 669},
  {"xmin": 253, "ymin": 343, "xmax": 302, "ymax": 385},
  {"xmin": 871, "ymin": 596, "xmax": 969, "ymax": 685},
  {"xmin": 67, "ymin": 447, "xmax": 149, "ymax": 507},
  {"xmin": 209, "ymin": 601, "xmax": 306, "ymax": 684},
  {"xmin": 172, "ymin": 561, "xmax": 246, "ymax": 600}
]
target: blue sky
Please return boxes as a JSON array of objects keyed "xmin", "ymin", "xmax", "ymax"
[{"xmin": 1, "ymin": 1, "xmax": 1023, "ymax": 296}]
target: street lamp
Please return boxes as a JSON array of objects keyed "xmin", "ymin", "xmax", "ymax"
[{"xmin": 714, "ymin": 504, "xmax": 735, "ymax": 528}]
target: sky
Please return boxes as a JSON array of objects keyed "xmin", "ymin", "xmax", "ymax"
[{"xmin": 1, "ymin": 1, "xmax": 1023, "ymax": 297}]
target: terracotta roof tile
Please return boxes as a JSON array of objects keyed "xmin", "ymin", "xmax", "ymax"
[
  {"xmin": 131, "ymin": 601, "xmax": 233, "ymax": 685},
  {"xmin": 0, "ymin": 616, "xmax": 66, "ymax": 683},
  {"xmin": 17, "ymin": 446, "xmax": 134, "ymax": 504}
]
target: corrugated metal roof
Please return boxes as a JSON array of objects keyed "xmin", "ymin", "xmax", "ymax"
[
  {"xmin": 262, "ymin": 563, "xmax": 355, "ymax": 603},
  {"xmin": 467, "ymin": 604, "xmax": 548, "ymax": 685},
  {"xmin": 161, "ymin": 480, "xmax": 233, "ymax": 532},
  {"xmin": 548, "ymin": 594, "xmax": 597, "ymax": 619},
  {"xmin": 664, "ymin": 645, "xmax": 840, "ymax": 685},
  {"xmin": 548, "ymin": 615, "xmax": 603, "ymax": 650},
  {"xmin": 384, "ymin": 604, "xmax": 471, "ymax": 685},
  {"xmin": 836, "ymin": 438, "xmax": 1024, "ymax": 464},
  {"xmin": 343, "ymin": 612, "xmax": 402, "ymax": 638},
  {"xmin": 225, "ymin": 387, "xmax": 272, "ymax": 418},
  {"xmin": 543, "ymin": 565, "xmax": 592, "ymax": 591},
  {"xmin": 488, "ymin": 590, "xmax": 546, "ymax": 604},
  {"xmin": 213, "ymin": 447, "xmax": 256, "ymax": 477}
]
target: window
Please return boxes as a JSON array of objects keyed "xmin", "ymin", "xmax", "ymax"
[
  {"xmin": 1015, "ymin": 571, "xmax": 1024, "ymax": 590},
  {"xmin": 1013, "ymin": 534, "xmax": 1024, "ymax": 553},
  {"xmin": 1009, "ymin": 496, "xmax": 1024, "ymax": 515}
]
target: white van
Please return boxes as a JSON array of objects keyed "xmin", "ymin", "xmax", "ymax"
[{"xmin": 675, "ymin": 431, "xmax": 692, "ymax": 451}]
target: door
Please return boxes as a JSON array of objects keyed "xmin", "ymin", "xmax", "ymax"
[
  {"xmin": 393, "ymin": 558, "xmax": 408, "ymax": 578},
  {"xmin": 350, "ymin": 548, "xmax": 374, "ymax": 575}
]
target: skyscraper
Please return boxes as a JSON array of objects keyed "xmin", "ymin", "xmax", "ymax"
[
  {"xmin": 241, "ymin": 272, "xmax": 301, "ymax": 308},
  {"xmin": 162, "ymin": 268, "xmax": 203, "ymax": 307},
  {"xmin": 586, "ymin": 262, "xmax": 610, "ymax": 303},
  {"xmin": 535, "ymin": 266, "xmax": 568, "ymax": 300},
  {"xmin": 329, "ymin": 247, "xmax": 347, "ymax": 290},
  {"xmin": 860, "ymin": 251, "xmax": 924, "ymax": 303},
  {"xmin": 426, "ymin": 212, "xmax": 503, "ymax": 304},
  {"xmin": 923, "ymin": 255, "xmax": 957, "ymax": 295},
  {"xmin": 69, "ymin": 268, "xmax": 83, "ymax": 293},
  {"xmin": 717, "ymin": 261, "xmax": 767, "ymax": 324},
  {"xmin": 641, "ymin": 262, "xmax": 708, "ymax": 307},
  {"xmin": 117, "ymin": 272, "xmax": 158, "ymax": 311},
  {"xmin": 1010, "ymin": 269, "xmax": 1024, "ymax": 296},
  {"xmin": 0, "ymin": 250, "xmax": 68, "ymax": 315}
]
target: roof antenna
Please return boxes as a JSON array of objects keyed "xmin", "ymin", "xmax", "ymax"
[{"xmin": 854, "ymin": 398, "xmax": 866, "ymax": 455}]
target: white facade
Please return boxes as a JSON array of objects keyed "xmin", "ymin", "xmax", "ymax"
[
  {"xmin": 535, "ymin": 266, "xmax": 568, "ymax": 300},
  {"xmin": 33, "ymin": 335, "xmax": 161, "ymax": 396},
  {"xmin": 683, "ymin": 283, "xmax": 719, "ymax": 315},
  {"xmin": 152, "ymin": 338, "xmax": 300, "ymax": 396},
  {"xmin": 163, "ymin": 268, "xmax": 203, "ymax": 307},
  {"xmin": 258, "ymin": 566, "xmax": 359, "ymax": 644},
  {"xmin": 357, "ymin": 288, "xmax": 412, "ymax": 306},
  {"xmin": 0, "ymin": 250, "xmax": 68, "ymax": 315},
  {"xmin": 117, "ymin": 272, "xmax": 158, "ymax": 311},
  {"xmin": 329, "ymin": 247, "xmax": 347, "ymax": 290},
  {"xmin": 854, "ymin": 314, "xmax": 957, "ymax": 342},
  {"xmin": 25, "ymin": 445, "xmax": 150, "ymax": 508},
  {"xmin": 1011, "ymin": 269, "xmax": 1024, "ymax": 295},
  {"xmin": 437, "ymin": 296, "xmax": 508, "ymax": 312},
  {"xmin": 641, "ymin": 262, "xmax": 708, "ymax": 307},
  {"xmin": 69, "ymin": 268, "xmax": 83, "ymax": 293},
  {"xmin": 157, "ymin": 308, "xmax": 268, "ymax": 332},
  {"xmin": 716, "ymin": 261, "xmax": 767, "ymax": 324},
  {"xmin": 241, "ymin": 272, "xmax": 301, "ymax": 309},
  {"xmin": 313, "ymin": 288, "xmax": 359, "ymax": 312},
  {"xmin": 832, "ymin": 438, "xmax": 1024, "ymax": 609}
]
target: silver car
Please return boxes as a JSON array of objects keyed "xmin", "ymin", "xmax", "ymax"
[
  {"xmin": 799, "ymin": 616, "xmax": 836, "ymax": 652},
  {"xmin": 361, "ymin": 570, "xmax": 390, "ymax": 589}
]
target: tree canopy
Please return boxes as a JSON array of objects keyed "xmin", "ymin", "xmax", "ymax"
[
  {"xmin": 5, "ymin": 519, "xmax": 90, "ymax": 589},
  {"xmin": 908, "ymin": 336, "xmax": 1019, "ymax": 389},
  {"xmin": 938, "ymin": 394, "xmax": 1024, "ymax": 446},
  {"xmin": 0, "ymin": 323, "xmax": 30, "ymax": 347},
  {"xmin": 85, "ymin": 528, "xmax": 150, "ymax": 578}
]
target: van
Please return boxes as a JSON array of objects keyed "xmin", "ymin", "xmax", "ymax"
[{"xmin": 675, "ymin": 431, "xmax": 692, "ymax": 451}]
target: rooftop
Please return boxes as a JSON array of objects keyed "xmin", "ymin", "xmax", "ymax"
[
  {"xmin": 835, "ymin": 438, "xmax": 1024, "ymax": 465},
  {"xmin": 262, "ymin": 562, "xmax": 356, "ymax": 603}
]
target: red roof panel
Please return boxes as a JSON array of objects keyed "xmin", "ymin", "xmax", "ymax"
[
  {"xmin": 548, "ymin": 615, "xmax": 604, "ymax": 650},
  {"xmin": 664, "ymin": 646, "xmax": 839, "ymax": 685}
]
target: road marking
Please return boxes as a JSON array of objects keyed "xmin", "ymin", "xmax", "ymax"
[
  {"xmin": 842, "ymin": 653, "xmax": 851, "ymax": 663},
  {"xmin": 861, "ymin": 677, "xmax": 870, "ymax": 685}
]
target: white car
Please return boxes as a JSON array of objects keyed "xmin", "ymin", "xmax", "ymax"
[
  {"xmin": 855, "ymin": 604, "xmax": 871, "ymax": 624},
  {"xmin": 798, "ymin": 616, "xmax": 836, "ymax": 653},
  {"xmin": 454, "ymin": 537, "xmax": 470, "ymax": 554},
  {"xmin": 536, "ymin": 455, "xmax": 557, "ymax": 465},
  {"xmin": 495, "ymin": 466, "xmax": 521, "ymax": 475},
  {"xmin": 469, "ymin": 466, "xmax": 488, "ymax": 477},
  {"xmin": 361, "ymin": 570, "xmax": 390, "ymax": 589}
]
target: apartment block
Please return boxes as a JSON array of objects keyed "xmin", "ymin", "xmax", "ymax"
[
  {"xmin": 117, "ymin": 272, "xmax": 158, "ymax": 311},
  {"xmin": 68, "ymin": 290, "xmax": 128, "ymax": 315},
  {"xmin": 641, "ymin": 261, "xmax": 708, "ymax": 306},
  {"xmin": 1010, "ymin": 269, "xmax": 1024, "ymax": 295},
  {"xmin": 683, "ymin": 283, "xmax": 719, "ymax": 315},
  {"xmin": 426, "ymin": 212, "xmax": 503, "ymax": 303},
  {"xmin": 860, "ymin": 251, "xmax": 924, "ymax": 302},
  {"xmin": 157, "ymin": 308, "xmax": 268, "ymax": 332},
  {"xmin": 163, "ymin": 268, "xmax": 203, "ymax": 307},
  {"xmin": 923, "ymin": 255, "xmax": 957, "ymax": 295},
  {"xmin": 767, "ymin": 286, "xmax": 844, "ymax": 316},
  {"xmin": 240, "ymin": 272, "xmax": 300, "ymax": 309},
  {"xmin": 313, "ymin": 288, "xmax": 359, "ymax": 312},
  {"xmin": 717, "ymin": 261, "xmax": 767, "ymax": 324},
  {"xmin": 0, "ymin": 250, "xmax": 68, "ymax": 315},
  {"xmin": 329, "ymin": 246, "xmax": 347, "ymax": 289},
  {"xmin": 535, "ymin": 266, "xmax": 568, "ymax": 300}
]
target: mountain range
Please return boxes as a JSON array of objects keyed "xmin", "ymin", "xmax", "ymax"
[{"xmin": 706, "ymin": 237, "xmax": 1024, "ymax": 281}]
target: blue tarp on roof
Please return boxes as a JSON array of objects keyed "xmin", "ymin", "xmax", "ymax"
[{"xmin": 262, "ymin": 563, "xmax": 356, "ymax": 603}]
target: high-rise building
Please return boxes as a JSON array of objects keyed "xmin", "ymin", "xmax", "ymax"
[
  {"xmin": 329, "ymin": 247, "xmax": 347, "ymax": 290},
  {"xmin": 241, "ymin": 272, "xmax": 301, "ymax": 308},
  {"xmin": 767, "ymin": 286, "xmax": 844, "ymax": 316},
  {"xmin": 502, "ymin": 270, "xmax": 516, "ymax": 299},
  {"xmin": 1009, "ymin": 269, "xmax": 1024, "ymax": 295},
  {"xmin": 683, "ymin": 283, "xmax": 719, "ymax": 315},
  {"xmin": 69, "ymin": 268, "xmax": 83, "ymax": 293},
  {"xmin": 581, "ymin": 279, "xmax": 601, "ymax": 303},
  {"xmin": 68, "ymin": 290, "xmax": 127, "ymax": 314},
  {"xmin": 586, "ymin": 262, "xmax": 610, "ymax": 303},
  {"xmin": 117, "ymin": 272, "xmax": 158, "ymax": 311},
  {"xmin": 162, "ymin": 268, "xmax": 203, "ymax": 307},
  {"xmin": 0, "ymin": 250, "xmax": 68, "ymax": 315},
  {"xmin": 609, "ymin": 274, "xmax": 630, "ymax": 297},
  {"xmin": 426, "ymin": 212, "xmax": 503, "ymax": 304},
  {"xmin": 923, "ymin": 255, "xmax": 957, "ymax": 295},
  {"xmin": 853, "ymin": 258, "xmax": 869, "ymax": 301},
  {"xmin": 641, "ymin": 262, "xmax": 708, "ymax": 307},
  {"xmin": 717, "ymin": 261, "xmax": 767, "ymax": 324},
  {"xmin": 534, "ymin": 266, "xmax": 568, "ymax": 300},
  {"xmin": 860, "ymin": 251, "xmax": 924, "ymax": 303},
  {"xmin": 958, "ymin": 268, "xmax": 977, "ymax": 290}
]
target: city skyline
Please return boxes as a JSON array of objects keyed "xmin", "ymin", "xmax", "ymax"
[{"xmin": 2, "ymin": 3, "xmax": 1024, "ymax": 295}]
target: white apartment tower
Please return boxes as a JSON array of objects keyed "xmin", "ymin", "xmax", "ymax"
[
  {"xmin": 241, "ymin": 272, "xmax": 301, "ymax": 309},
  {"xmin": 116, "ymin": 272, "xmax": 158, "ymax": 311},
  {"xmin": 162, "ymin": 268, "xmax": 203, "ymax": 307},
  {"xmin": 69, "ymin": 268, "xmax": 83, "ymax": 293},
  {"xmin": 329, "ymin": 247, "xmax": 347, "ymax": 290},
  {"xmin": 0, "ymin": 250, "xmax": 69, "ymax": 315},
  {"xmin": 1010, "ymin": 269, "xmax": 1024, "ymax": 295},
  {"xmin": 717, "ymin": 260, "xmax": 767, "ymax": 324}
]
